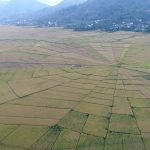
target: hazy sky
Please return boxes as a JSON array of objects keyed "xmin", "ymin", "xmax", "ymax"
[
  {"xmin": 38, "ymin": 0, "xmax": 63, "ymax": 6},
  {"xmin": 1, "ymin": 0, "xmax": 63, "ymax": 6}
]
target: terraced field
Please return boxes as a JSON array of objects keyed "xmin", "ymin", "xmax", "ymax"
[{"xmin": 0, "ymin": 26, "xmax": 150, "ymax": 150}]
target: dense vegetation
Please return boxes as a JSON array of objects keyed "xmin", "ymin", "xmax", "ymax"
[
  {"xmin": 0, "ymin": 0, "xmax": 150, "ymax": 32},
  {"xmin": 35, "ymin": 0, "xmax": 150, "ymax": 32}
]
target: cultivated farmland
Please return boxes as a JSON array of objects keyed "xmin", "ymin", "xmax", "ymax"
[{"xmin": 0, "ymin": 26, "xmax": 149, "ymax": 150}]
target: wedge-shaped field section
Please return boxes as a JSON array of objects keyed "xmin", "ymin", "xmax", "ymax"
[
  {"xmin": 9, "ymin": 78, "xmax": 62, "ymax": 97},
  {"xmin": 64, "ymin": 82, "xmax": 96, "ymax": 90},
  {"xmin": 129, "ymin": 98, "xmax": 150, "ymax": 108},
  {"xmin": 93, "ymin": 87, "xmax": 114, "ymax": 95},
  {"xmin": 75, "ymin": 102, "xmax": 111, "ymax": 117},
  {"xmin": 30, "ymin": 89, "xmax": 83, "ymax": 102},
  {"xmin": 76, "ymin": 134, "xmax": 104, "ymax": 150},
  {"xmin": 59, "ymin": 110, "xmax": 88, "ymax": 132},
  {"xmin": 83, "ymin": 97, "xmax": 113, "ymax": 106},
  {"xmin": 109, "ymin": 114, "xmax": 140, "ymax": 134},
  {"xmin": 115, "ymin": 89, "xmax": 145, "ymax": 98},
  {"xmin": 83, "ymin": 115, "xmax": 108, "ymax": 137},
  {"xmin": 0, "ymin": 116, "xmax": 58, "ymax": 126},
  {"xmin": 105, "ymin": 132, "xmax": 145, "ymax": 150},
  {"xmin": 133, "ymin": 108, "xmax": 150, "ymax": 133},
  {"xmin": 52, "ymin": 128, "xmax": 80, "ymax": 150},
  {"xmin": 12, "ymin": 69, "xmax": 34, "ymax": 80},
  {"xmin": 142, "ymin": 133, "xmax": 150, "ymax": 150},
  {"xmin": 51, "ymin": 85, "xmax": 90, "ymax": 95},
  {"xmin": 0, "ymin": 70, "xmax": 15, "ymax": 82},
  {"xmin": 60, "ymin": 73, "xmax": 87, "ymax": 80},
  {"xmin": 10, "ymin": 96, "xmax": 79, "ymax": 109},
  {"xmin": 89, "ymin": 92, "xmax": 114, "ymax": 100},
  {"xmin": 0, "ymin": 124, "xmax": 18, "ymax": 142},
  {"xmin": 97, "ymin": 82, "xmax": 116, "ymax": 89},
  {"xmin": 0, "ymin": 144, "xmax": 25, "ymax": 150},
  {"xmin": 1, "ymin": 125, "xmax": 48, "ymax": 149},
  {"xmin": 0, "ymin": 104, "xmax": 69, "ymax": 125},
  {"xmin": 31, "ymin": 125, "xmax": 62, "ymax": 150},
  {"xmin": 0, "ymin": 81, "xmax": 17, "ymax": 104},
  {"xmin": 112, "ymin": 97, "xmax": 133, "ymax": 115}
]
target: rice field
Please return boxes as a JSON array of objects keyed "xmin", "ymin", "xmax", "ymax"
[{"xmin": 0, "ymin": 26, "xmax": 150, "ymax": 150}]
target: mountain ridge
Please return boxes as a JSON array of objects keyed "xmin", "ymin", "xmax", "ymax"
[
  {"xmin": 37, "ymin": 0, "xmax": 150, "ymax": 32},
  {"xmin": 0, "ymin": 0, "xmax": 149, "ymax": 33},
  {"xmin": 32, "ymin": 0, "xmax": 87, "ymax": 20},
  {"xmin": 0, "ymin": 0, "xmax": 87, "ymax": 24},
  {"xmin": 0, "ymin": 0, "xmax": 49, "ymax": 17}
]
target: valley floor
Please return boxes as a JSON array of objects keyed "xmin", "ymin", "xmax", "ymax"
[{"xmin": 0, "ymin": 26, "xmax": 150, "ymax": 150}]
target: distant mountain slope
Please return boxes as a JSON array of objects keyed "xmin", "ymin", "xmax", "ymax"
[
  {"xmin": 0, "ymin": 0, "xmax": 49, "ymax": 17},
  {"xmin": 35, "ymin": 0, "xmax": 87, "ymax": 19},
  {"xmin": 36, "ymin": 0, "xmax": 150, "ymax": 32},
  {"xmin": 0, "ymin": 0, "xmax": 87, "ymax": 24},
  {"xmin": 0, "ymin": 0, "xmax": 149, "ymax": 32},
  {"xmin": 54, "ymin": 0, "xmax": 87, "ymax": 9}
]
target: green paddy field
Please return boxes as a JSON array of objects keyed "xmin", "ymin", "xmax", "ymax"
[{"xmin": 0, "ymin": 26, "xmax": 149, "ymax": 150}]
